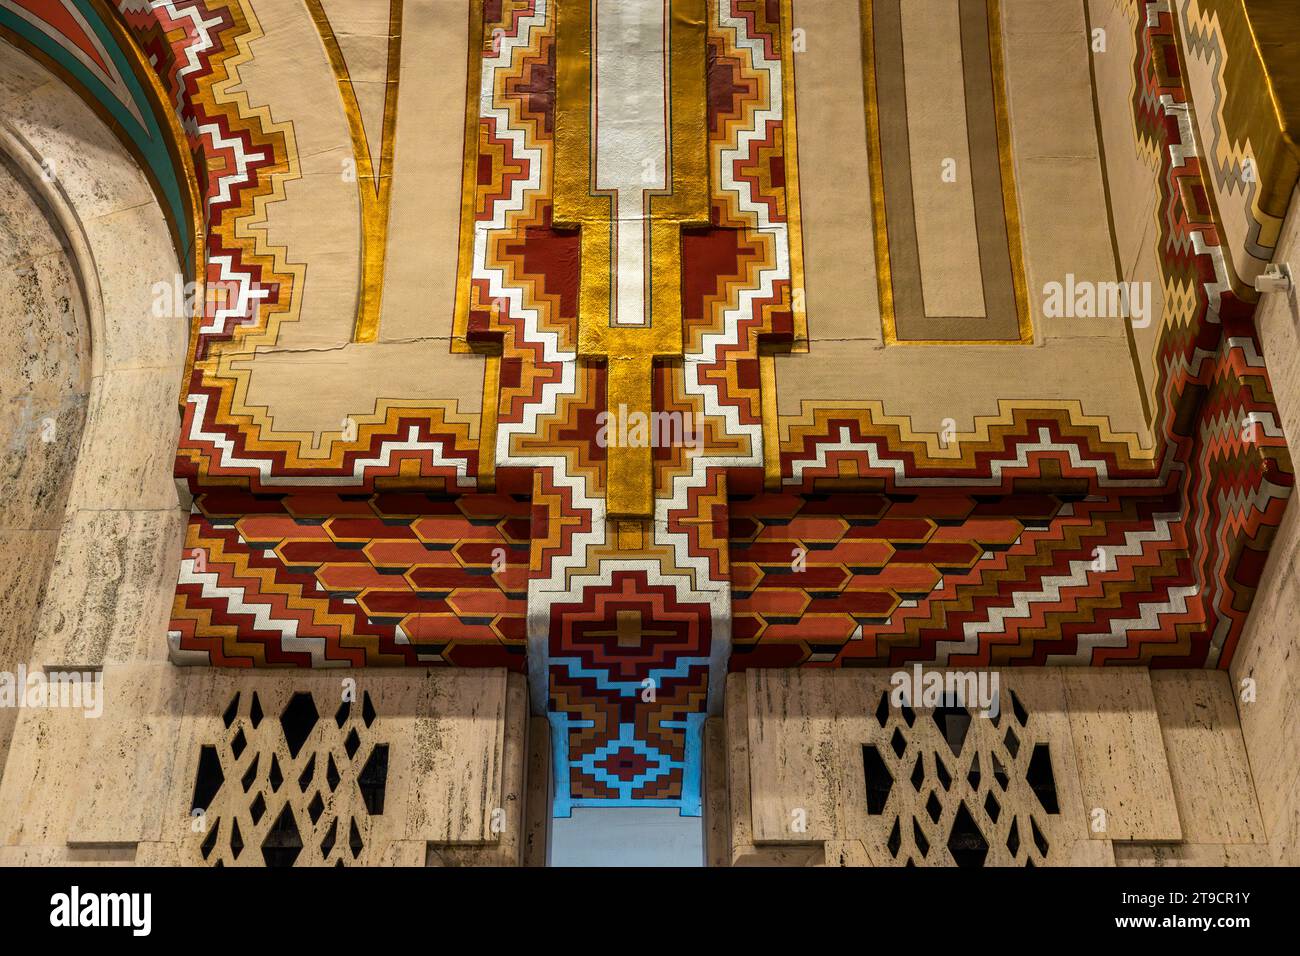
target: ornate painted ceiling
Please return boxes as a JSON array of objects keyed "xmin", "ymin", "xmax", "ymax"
[{"xmin": 3, "ymin": 0, "xmax": 1294, "ymax": 817}]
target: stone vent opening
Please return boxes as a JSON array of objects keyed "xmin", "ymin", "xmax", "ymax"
[
  {"xmin": 860, "ymin": 687, "xmax": 1064, "ymax": 866},
  {"xmin": 186, "ymin": 690, "xmax": 391, "ymax": 867}
]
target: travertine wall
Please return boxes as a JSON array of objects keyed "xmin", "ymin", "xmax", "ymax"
[
  {"xmin": 710, "ymin": 667, "xmax": 1270, "ymax": 866},
  {"xmin": 1233, "ymin": 183, "xmax": 1300, "ymax": 867},
  {"xmin": 0, "ymin": 666, "xmax": 534, "ymax": 866},
  {"xmin": 0, "ymin": 149, "xmax": 88, "ymax": 775}
]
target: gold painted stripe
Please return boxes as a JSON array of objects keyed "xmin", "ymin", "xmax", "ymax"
[
  {"xmin": 604, "ymin": 354, "xmax": 655, "ymax": 517},
  {"xmin": 985, "ymin": 0, "xmax": 1032, "ymax": 345},
  {"xmin": 860, "ymin": 0, "xmax": 1031, "ymax": 345},
  {"xmin": 779, "ymin": 0, "xmax": 809, "ymax": 352},
  {"xmin": 305, "ymin": 0, "xmax": 402, "ymax": 344},
  {"xmin": 646, "ymin": 0, "xmax": 709, "ymax": 352},
  {"xmin": 760, "ymin": 353, "xmax": 781, "ymax": 489},
  {"xmin": 554, "ymin": 0, "xmax": 613, "ymax": 338},
  {"xmin": 558, "ymin": 0, "xmax": 704, "ymax": 355},
  {"xmin": 451, "ymin": 0, "xmax": 486, "ymax": 351},
  {"xmin": 477, "ymin": 353, "xmax": 500, "ymax": 488},
  {"xmin": 555, "ymin": 0, "xmax": 614, "ymax": 348},
  {"xmin": 859, "ymin": 0, "xmax": 896, "ymax": 343},
  {"xmin": 553, "ymin": 0, "xmax": 602, "ymax": 225}
]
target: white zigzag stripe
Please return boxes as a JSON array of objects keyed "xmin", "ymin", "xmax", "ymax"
[
  {"xmin": 927, "ymin": 513, "xmax": 1187, "ymax": 663},
  {"xmin": 655, "ymin": 0, "xmax": 786, "ymax": 589}
]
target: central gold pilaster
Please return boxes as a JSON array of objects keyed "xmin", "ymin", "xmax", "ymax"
[{"xmin": 554, "ymin": 0, "xmax": 710, "ymax": 516}]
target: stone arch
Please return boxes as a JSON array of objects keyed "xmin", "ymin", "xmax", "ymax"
[
  {"xmin": 0, "ymin": 38, "xmax": 187, "ymax": 793},
  {"xmin": 0, "ymin": 127, "xmax": 90, "ymax": 772}
]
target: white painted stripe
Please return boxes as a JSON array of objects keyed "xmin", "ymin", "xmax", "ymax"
[{"xmin": 593, "ymin": 0, "xmax": 669, "ymax": 327}]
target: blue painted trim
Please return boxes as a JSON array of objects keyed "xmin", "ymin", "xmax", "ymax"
[
  {"xmin": 549, "ymin": 711, "xmax": 705, "ymax": 818},
  {"xmin": 548, "ymin": 655, "xmax": 711, "ymax": 696}
]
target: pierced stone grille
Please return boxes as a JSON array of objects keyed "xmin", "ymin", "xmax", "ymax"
[
  {"xmin": 860, "ymin": 686, "xmax": 1063, "ymax": 866},
  {"xmin": 184, "ymin": 688, "xmax": 390, "ymax": 867}
]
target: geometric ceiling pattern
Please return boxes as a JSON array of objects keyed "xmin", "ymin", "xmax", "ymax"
[{"xmin": 13, "ymin": 0, "xmax": 1294, "ymax": 816}]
